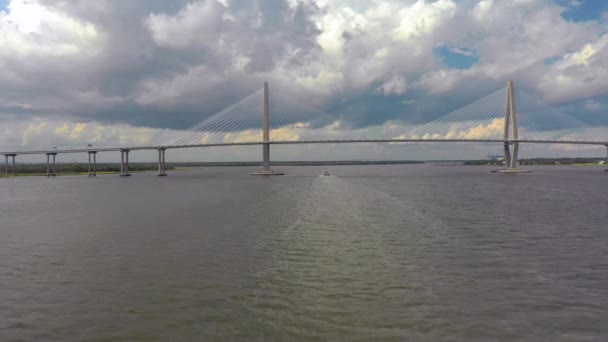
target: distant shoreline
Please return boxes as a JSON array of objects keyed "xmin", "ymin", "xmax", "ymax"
[
  {"xmin": 0, "ymin": 160, "xmax": 424, "ymax": 177},
  {"xmin": 464, "ymin": 157, "xmax": 606, "ymax": 166},
  {"xmin": 172, "ymin": 160, "xmax": 425, "ymax": 167},
  {"xmin": 2, "ymin": 159, "xmax": 605, "ymax": 178}
]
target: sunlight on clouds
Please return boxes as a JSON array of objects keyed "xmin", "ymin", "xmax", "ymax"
[
  {"xmin": 3, "ymin": 116, "xmax": 606, "ymax": 160},
  {"xmin": 473, "ymin": 0, "xmax": 493, "ymax": 21},
  {"xmin": 69, "ymin": 123, "xmax": 87, "ymax": 140},
  {"xmin": 316, "ymin": 6, "xmax": 360, "ymax": 59},
  {"xmin": 540, "ymin": 33, "xmax": 608, "ymax": 102},
  {"xmin": 393, "ymin": 0, "xmax": 456, "ymax": 41},
  {"xmin": 328, "ymin": 120, "xmax": 345, "ymax": 131},
  {"xmin": 223, "ymin": 130, "xmax": 260, "ymax": 143},
  {"xmin": 133, "ymin": 128, "xmax": 154, "ymax": 145},
  {"xmin": 54, "ymin": 123, "xmax": 70, "ymax": 136},
  {"xmin": 198, "ymin": 134, "xmax": 211, "ymax": 144},
  {"xmin": 448, "ymin": 118, "xmax": 503, "ymax": 139},
  {"xmin": 2, "ymin": 118, "xmax": 178, "ymax": 150},
  {"xmin": 562, "ymin": 44, "xmax": 597, "ymax": 67},
  {"xmin": 22, "ymin": 120, "xmax": 48, "ymax": 145},
  {"xmin": 4, "ymin": 0, "xmax": 46, "ymax": 33},
  {"xmin": 0, "ymin": 0, "xmax": 98, "ymax": 57},
  {"xmin": 223, "ymin": 126, "xmax": 301, "ymax": 143},
  {"xmin": 396, "ymin": 118, "xmax": 504, "ymax": 140},
  {"xmin": 55, "ymin": 122, "xmax": 90, "ymax": 141}
]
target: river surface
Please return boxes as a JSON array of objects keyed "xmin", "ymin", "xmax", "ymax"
[{"xmin": 1, "ymin": 165, "xmax": 607, "ymax": 341}]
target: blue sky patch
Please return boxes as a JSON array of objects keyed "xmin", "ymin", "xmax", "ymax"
[
  {"xmin": 433, "ymin": 46, "xmax": 479, "ymax": 70},
  {"xmin": 560, "ymin": 0, "xmax": 607, "ymax": 22},
  {"xmin": 544, "ymin": 56, "xmax": 561, "ymax": 65},
  {"xmin": 0, "ymin": 0, "xmax": 9, "ymax": 12}
]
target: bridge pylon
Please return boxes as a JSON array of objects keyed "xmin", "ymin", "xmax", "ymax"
[
  {"xmin": 496, "ymin": 80, "xmax": 530, "ymax": 174},
  {"xmin": 252, "ymin": 82, "xmax": 284, "ymax": 176}
]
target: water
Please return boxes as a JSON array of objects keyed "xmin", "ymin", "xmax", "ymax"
[{"xmin": 1, "ymin": 165, "xmax": 607, "ymax": 341}]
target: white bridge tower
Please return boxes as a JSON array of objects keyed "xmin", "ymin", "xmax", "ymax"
[
  {"xmin": 498, "ymin": 81, "xmax": 530, "ymax": 173},
  {"xmin": 252, "ymin": 82, "xmax": 284, "ymax": 175}
]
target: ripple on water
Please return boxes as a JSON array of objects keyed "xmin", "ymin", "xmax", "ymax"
[{"xmin": 1, "ymin": 166, "xmax": 607, "ymax": 340}]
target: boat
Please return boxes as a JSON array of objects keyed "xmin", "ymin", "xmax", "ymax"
[{"xmin": 322, "ymin": 171, "xmax": 330, "ymax": 176}]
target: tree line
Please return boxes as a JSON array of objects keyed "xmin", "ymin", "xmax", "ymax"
[{"xmin": 8, "ymin": 163, "xmax": 174, "ymax": 174}]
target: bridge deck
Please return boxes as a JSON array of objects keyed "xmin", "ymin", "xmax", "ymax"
[{"xmin": 2, "ymin": 139, "xmax": 607, "ymax": 155}]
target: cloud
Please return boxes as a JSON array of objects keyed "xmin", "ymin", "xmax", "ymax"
[
  {"xmin": 448, "ymin": 118, "xmax": 504, "ymax": 140},
  {"xmin": 584, "ymin": 100, "xmax": 601, "ymax": 111},
  {"xmin": 2, "ymin": 115, "xmax": 607, "ymax": 164},
  {"xmin": 1, "ymin": 0, "xmax": 608, "ymax": 159},
  {"xmin": 22, "ymin": 119, "xmax": 48, "ymax": 145},
  {"xmin": 539, "ymin": 33, "xmax": 608, "ymax": 103},
  {"xmin": 376, "ymin": 75, "xmax": 408, "ymax": 96},
  {"xmin": 396, "ymin": 118, "xmax": 503, "ymax": 140},
  {"xmin": 448, "ymin": 47, "xmax": 476, "ymax": 57},
  {"xmin": 146, "ymin": 1, "xmax": 227, "ymax": 49},
  {"xmin": 418, "ymin": 70, "xmax": 461, "ymax": 94},
  {"xmin": 0, "ymin": 0, "xmax": 98, "ymax": 57},
  {"xmin": 223, "ymin": 126, "xmax": 303, "ymax": 143},
  {"xmin": 0, "ymin": 117, "xmax": 178, "ymax": 151}
]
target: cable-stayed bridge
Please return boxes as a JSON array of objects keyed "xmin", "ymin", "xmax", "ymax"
[{"xmin": 2, "ymin": 81, "xmax": 607, "ymax": 176}]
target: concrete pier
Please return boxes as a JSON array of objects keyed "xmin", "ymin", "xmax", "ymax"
[
  {"xmin": 252, "ymin": 82, "xmax": 284, "ymax": 176},
  {"xmin": 157, "ymin": 148, "xmax": 167, "ymax": 176},
  {"xmin": 88, "ymin": 151, "xmax": 97, "ymax": 177},
  {"xmin": 605, "ymin": 145, "xmax": 608, "ymax": 172},
  {"xmin": 120, "ymin": 149, "xmax": 131, "ymax": 177},
  {"xmin": 45, "ymin": 153, "xmax": 57, "ymax": 177},
  {"xmin": 4, "ymin": 154, "xmax": 17, "ymax": 175}
]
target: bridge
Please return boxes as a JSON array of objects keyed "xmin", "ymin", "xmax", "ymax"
[{"xmin": 2, "ymin": 81, "xmax": 607, "ymax": 176}]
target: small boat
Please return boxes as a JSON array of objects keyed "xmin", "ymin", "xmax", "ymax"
[{"xmin": 322, "ymin": 171, "xmax": 330, "ymax": 176}]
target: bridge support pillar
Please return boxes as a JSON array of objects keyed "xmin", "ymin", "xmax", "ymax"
[
  {"xmin": 511, "ymin": 142, "xmax": 519, "ymax": 169},
  {"xmin": 88, "ymin": 151, "xmax": 97, "ymax": 177},
  {"xmin": 157, "ymin": 148, "xmax": 167, "ymax": 176},
  {"xmin": 605, "ymin": 145, "xmax": 608, "ymax": 172},
  {"xmin": 45, "ymin": 153, "xmax": 57, "ymax": 177},
  {"xmin": 503, "ymin": 142, "xmax": 511, "ymax": 168},
  {"xmin": 252, "ymin": 82, "xmax": 283, "ymax": 176},
  {"xmin": 495, "ymin": 81, "xmax": 530, "ymax": 174},
  {"xmin": 4, "ymin": 154, "xmax": 17, "ymax": 176},
  {"xmin": 263, "ymin": 143, "xmax": 270, "ymax": 172},
  {"xmin": 4, "ymin": 154, "xmax": 17, "ymax": 175},
  {"xmin": 120, "ymin": 149, "xmax": 131, "ymax": 177}
]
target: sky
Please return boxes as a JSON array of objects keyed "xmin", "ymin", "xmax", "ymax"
[{"xmin": 1, "ymin": 0, "xmax": 608, "ymax": 162}]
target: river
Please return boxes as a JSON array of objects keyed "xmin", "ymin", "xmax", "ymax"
[{"xmin": 1, "ymin": 165, "xmax": 607, "ymax": 341}]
